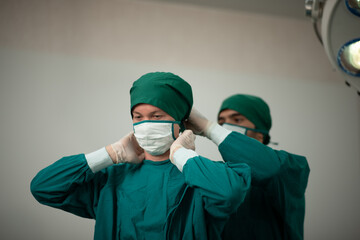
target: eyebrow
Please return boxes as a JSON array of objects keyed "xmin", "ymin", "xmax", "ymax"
[
  {"xmin": 132, "ymin": 110, "xmax": 164, "ymax": 115},
  {"xmin": 229, "ymin": 113, "xmax": 243, "ymax": 118},
  {"xmin": 218, "ymin": 113, "xmax": 243, "ymax": 120}
]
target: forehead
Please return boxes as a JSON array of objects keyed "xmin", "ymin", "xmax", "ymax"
[
  {"xmin": 132, "ymin": 103, "xmax": 167, "ymax": 115},
  {"xmin": 218, "ymin": 109, "xmax": 242, "ymax": 118}
]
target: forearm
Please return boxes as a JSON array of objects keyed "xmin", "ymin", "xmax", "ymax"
[
  {"xmin": 30, "ymin": 154, "xmax": 95, "ymax": 216},
  {"xmin": 217, "ymin": 131, "xmax": 281, "ymax": 183},
  {"xmin": 30, "ymin": 150, "xmax": 113, "ymax": 218},
  {"xmin": 179, "ymin": 153, "xmax": 251, "ymax": 218}
]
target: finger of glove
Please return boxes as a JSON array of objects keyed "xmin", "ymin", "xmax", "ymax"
[
  {"xmin": 189, "ymin": 108, "xmax": 208, "ymax": 122},
  {"xmin": 184, "ymin": 121, "xmax": 204, "ymax": 136},
  {"xmin": 187, "ymin": 109, "xmax": 209, "ymax": 133},
  {"xmin": 115, "ymin": 132, "xmax": 144, "ymax": 163},
  {"xmin": 123, "ymin": 132, "xmax": 145, "ymax": 163},
  {"xmin": 111, "ymin": 141, "xmax": 126, "ymax": 163},
  {"xmin": 176, "ymin": 130, "xmax": 196, "ymax": 150},
  {"xmin": 128, "ymin": 132, "xmax": 145, "ymax": 156}
]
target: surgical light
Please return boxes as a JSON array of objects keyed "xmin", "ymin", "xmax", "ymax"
[
  {"xmin": 345, "ymin": 0, "xmax": 360, "ymax": 16},
  {"xmin": 305, "ymin": 0, "xmax": 360, "ymax": 95},
  {"xmin": 338, "ymin": 39, "xmax": 360, "ymax": 76}
]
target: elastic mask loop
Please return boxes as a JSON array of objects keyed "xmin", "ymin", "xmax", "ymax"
[{"xmin": 222, "ymin": 123, "xmax": 269, "ymax": 136}]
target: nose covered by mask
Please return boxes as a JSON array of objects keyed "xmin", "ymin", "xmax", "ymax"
[
  {"xmin": 222, "ymin": 123, "xmax": 268, "ymax": 136},
  {"xmin": 222, "ymin": 123, "xmax": 248, "ymax": 135},
  {"xmin": 133, "ymin": 120, "xmax": 180, "ymax": 156}
]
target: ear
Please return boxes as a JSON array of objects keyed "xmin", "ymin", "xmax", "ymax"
[{"xmin": 254, "ymin": 132, "xmax": 264, "ymax": 144}]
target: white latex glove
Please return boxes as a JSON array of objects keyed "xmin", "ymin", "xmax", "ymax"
[
  {"xmin": 170, "ymin": 130, "xmax": 196, "ymax": 163},
  {"xmin": 110, "ymin": 132, "xmax": 145, "ymax": 164},
  {"xmin": 185, "ymin": 108, "xmax": 232, "ymax": 146},
  {"xmin": 184, "ymin": 108, "xmax": 216, "ymax": 138}
]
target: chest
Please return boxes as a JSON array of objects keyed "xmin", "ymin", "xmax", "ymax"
[{"xmin": 94, "ymin": 164, "xmax": 187, "ymax": 238}]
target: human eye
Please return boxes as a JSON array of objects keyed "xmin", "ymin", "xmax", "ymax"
[
  {"xmin": 133, "ymin": 115, "xmax": 142, "ymax": 121},
  {"xmin": 234, "ymin": 116, "xmax": 245, "ymax": 123},
  {"xmin": 153, "ymin": 114, "xmax": 163, "ymax": 120}
]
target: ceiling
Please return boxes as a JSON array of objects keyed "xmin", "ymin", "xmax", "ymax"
[{"xmin": 147, "ymin": 0, "xmax": 308, "ymax": 20}]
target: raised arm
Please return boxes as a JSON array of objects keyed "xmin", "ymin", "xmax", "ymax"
[
  {"xmin": 31, "ymin": 132, "xmax": 145, "ymax": 218},
  {"xmin": 30, "ymin": 152, "xmax": 108, "ymax": 219},
  {"xmin": 170, "ymin": 130, "xmax": 251, "ymax": 218}
]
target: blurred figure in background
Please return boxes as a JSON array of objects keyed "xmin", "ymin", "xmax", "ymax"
[{"xmin": 186, "ymin": 94, "xmax": 310, "ymax": 240}]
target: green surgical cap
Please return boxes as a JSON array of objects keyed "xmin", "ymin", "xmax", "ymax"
[
  {"xmin": 218, "ymin": 94, "xmax": 272, "ymax": 132},
  {"xmin": 130, "ymin": 72, "xmax": 193, "ymax": 122}
]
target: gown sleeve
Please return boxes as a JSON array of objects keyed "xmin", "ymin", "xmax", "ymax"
[
  {"xmin": 181, "ymin": 155, "xmax": 251, "ymax": 219},
  {"xmin": 30, "ymin": 154, "xmax": 107, "ymax": 219},
  {"xmin": 218, "ymin": 132, "xmax": 309, "ymax": 186},
  {"xmin": 219, "ymin": 132, "xmax": 310, "ymax": 239}
]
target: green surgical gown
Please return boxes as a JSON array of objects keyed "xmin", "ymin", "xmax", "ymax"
[
  {"xmin": 220, "ymin": 132, "xmax": 310, "ymax": 240},
  {"xmin": 31, "ymin": 153, "xmax": 251, "ymax": 239}
]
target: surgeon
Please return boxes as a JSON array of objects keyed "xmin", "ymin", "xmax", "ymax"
[
  {"xmin": 30, "ymin": 73, "xmax": 251, "ymax": 240},
  {"xmin": 185, "ymin": 94, "xmax": 310, "ymax": 240}
]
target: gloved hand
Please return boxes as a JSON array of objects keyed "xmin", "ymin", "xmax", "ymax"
[
  {"xmin": 107, "ymin": 132, "xmax": 145, "ymax": 164},
  {"xmin": 170, "ymin": 130, "xmax": 196, "ymax": 163},
  {"xmin": 184, "ymin": 108, "xmax": 216, "ymax": 138}
]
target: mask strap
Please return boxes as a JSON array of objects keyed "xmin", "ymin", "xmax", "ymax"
[
  {"xmin": 248, "ymin": 127, "xmax": 268, "ymax": 136},
  {"xmin": 171, "ymin": 123, "xmax": 176, "ymax": 140},
  {"xmin": 179, "ymin": 121, "xmax": 186, "ymax": 133},
  {"xmin": 171, "ymin": 121, "xmax": 182, "ymax": 140}
]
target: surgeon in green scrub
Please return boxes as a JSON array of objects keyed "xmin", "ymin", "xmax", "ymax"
[
  {"xmin": 185, "ymin": 94, "xmax": 310, "ymax": 240},
  {"xmin": 30, "ymin": 73, "xmax": 251, "ymax": 240}
]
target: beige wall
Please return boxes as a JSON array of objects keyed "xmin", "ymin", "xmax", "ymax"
[{"xmin": 0, "ymin": 0, "xmax": 359, "ymax": 239}]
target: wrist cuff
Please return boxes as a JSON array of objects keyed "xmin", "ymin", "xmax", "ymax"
[
  {"xmin": 85, "ymin": 147, "xmax": 114, "ymax": 173},
  {"xmin": 172, "ymin": 147, "xmax": 199, "ymax": 172},
  {"xmin": 207, "ymin": 123, "xmax": 231, "ymax": 146}
]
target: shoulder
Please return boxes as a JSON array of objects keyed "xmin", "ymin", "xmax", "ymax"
[
  {"xmin": 274, "ymin": 149, "xmax": 308, "ymax": 166},
  {"xmin": 93, "ymin": 163, "xmax": 142, "ymax": 186},
  {"xmin": 272, "ymin": 149, "xmax": 310, "ymax": 188}
]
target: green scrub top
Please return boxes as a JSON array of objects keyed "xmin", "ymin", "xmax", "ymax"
[
  {"xmin": 31, "ymin": 153, "xmax": 251, "ymax": 239},
  {"xmin": 219, "ymin": 132, "xmax": 310, "ymax": 240}
]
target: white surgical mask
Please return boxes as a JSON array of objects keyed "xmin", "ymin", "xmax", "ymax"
[
  {"xmin": 133, "ymin": 120, "xmax": 180, "ymax": 156},
  {"xmin": 222, "ymin": 123, "xmax": 248, "ymax": 135},
  {"xmin": 222, "ymin": 123, "xmax": 268, "ymax": 136}
]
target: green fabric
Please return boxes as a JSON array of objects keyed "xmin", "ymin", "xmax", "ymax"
[
  {"xmin": 219, "ymin": 132, "xmax": 310, "ymax": 240},
  {"xmin": 219, "ymin": 94, "xmax": 272, "ymax": 132},
  {"xmin": 130, "ymin": 72, "xmax": 193, "ymax": 122},
  {"xmin": 31, "ymin": 154, "xmax": 251, "ymax": 239}
]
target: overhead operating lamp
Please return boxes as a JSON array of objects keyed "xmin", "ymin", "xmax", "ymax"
[{"xmin": 306, "ymin": 0, "xmax": 360, "ymax": 95}]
